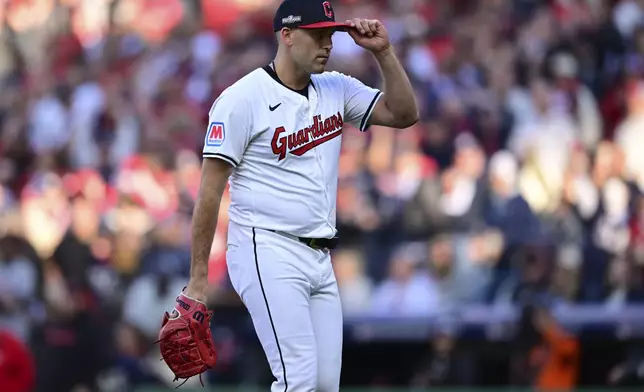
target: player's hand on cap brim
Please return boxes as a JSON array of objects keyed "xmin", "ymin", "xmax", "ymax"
[
  {"xmin": 344, "ymin": 18, "xmax": 391, "ymax": 53},
  {"xmin": 345, "ymin": 18, "xmax": 379, "ymax": 37}
]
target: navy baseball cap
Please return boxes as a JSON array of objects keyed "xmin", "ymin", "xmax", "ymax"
[{"xmin": 273, "ymin": 0, "xmax": 350, "ymax": 32}]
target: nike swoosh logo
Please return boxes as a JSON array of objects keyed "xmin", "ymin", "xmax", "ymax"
[{"xmin": 269, "ymin": 103, "xmax": 282, "ymax": 111}]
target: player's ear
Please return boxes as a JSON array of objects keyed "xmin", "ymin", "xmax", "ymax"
[{"xmin": 280, "ymin": 28, "xmax": 295, "ymax": 47}]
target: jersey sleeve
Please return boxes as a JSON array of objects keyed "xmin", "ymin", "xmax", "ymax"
[
  {"xmin": 202, "ymin": 91, "xmax": 252, "ymax": 168},
  {"xmin": 338, "ymin": 72, "xmax": 383, "ymax": 132}
]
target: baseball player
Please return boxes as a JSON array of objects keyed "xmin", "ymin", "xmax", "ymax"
[{"xmin": 157, "ymin": 0, "xmax": 418, "ymax": 390}]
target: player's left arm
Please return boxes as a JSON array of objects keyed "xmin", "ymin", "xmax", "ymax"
[{"xmin": 346, "ymin": 18, "xmax": 419, "ymax": 129}]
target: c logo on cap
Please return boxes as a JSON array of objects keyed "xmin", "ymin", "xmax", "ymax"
[{"xmin": 322, "ymin": 1, "xmax": 333, "ymax": 18}]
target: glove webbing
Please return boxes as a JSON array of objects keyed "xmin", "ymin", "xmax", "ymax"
[{"xmin": 154, "ymin": 328, "xmax": 209, "ymax": 389}]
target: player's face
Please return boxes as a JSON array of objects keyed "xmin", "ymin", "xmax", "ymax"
[{"xmin": 291, "ymin": 28, "xmax": 335, "ymax": 74}]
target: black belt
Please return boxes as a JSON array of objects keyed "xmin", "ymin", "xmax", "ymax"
[
  {"xmin": 268, "ymin": 230, "xmax": 339, "ymax": 250},
  {"xmin": 298, "ymin": 236, "xmax": 339, "ymax": 250}
]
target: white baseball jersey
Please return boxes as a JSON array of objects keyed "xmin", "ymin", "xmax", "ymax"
[{"xmin": 203, "ymin": 65, "xmax": 382, "ymax": 239}]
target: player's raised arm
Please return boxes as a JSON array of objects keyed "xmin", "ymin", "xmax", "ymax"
[{"xmin": 346, "ymin": 18, "xmax": 418, "ymax": 129}]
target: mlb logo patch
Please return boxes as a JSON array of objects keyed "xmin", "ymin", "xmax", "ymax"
[{"xmin": 206, "ymin": 122, "xmax": 225, "ymax": 147}]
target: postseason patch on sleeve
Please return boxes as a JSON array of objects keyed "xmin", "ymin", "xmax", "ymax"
[{"xmin": 206, "ymin": 122, "xmax": 226, "ymax": 147}]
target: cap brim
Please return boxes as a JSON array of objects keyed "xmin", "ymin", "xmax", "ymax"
[{"xmin": 299, "ymin": 21, "xmax": 351, "ymax": 31}]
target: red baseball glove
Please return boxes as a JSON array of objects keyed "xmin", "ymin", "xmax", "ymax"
[{"xmin": 156, "ymin": 290, "xmax": 218, "ymax": 386}]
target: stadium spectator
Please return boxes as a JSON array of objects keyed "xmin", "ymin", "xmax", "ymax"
[{"xmin": 0, "ymin": 329, "xmax": 36, "ymax": 392}]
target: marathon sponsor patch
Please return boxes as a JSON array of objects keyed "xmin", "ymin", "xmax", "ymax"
[{"xmin": 206, "ymin": 122, "xmax": 225, "ymax": 147}]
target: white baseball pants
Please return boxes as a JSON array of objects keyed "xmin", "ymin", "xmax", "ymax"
[{"xmin": 226, "ymin": 222, "xmax": 343, "ymax": 392}]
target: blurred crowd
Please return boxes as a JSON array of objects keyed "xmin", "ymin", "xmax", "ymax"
[{"xmin": 2, "ymin": 0, "xmax": 644, "ymax": 390}]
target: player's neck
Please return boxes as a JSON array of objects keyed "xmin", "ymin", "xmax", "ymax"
[{"xmin": 272, "ymin": 55, "xmax": 310, "ymax": 91}]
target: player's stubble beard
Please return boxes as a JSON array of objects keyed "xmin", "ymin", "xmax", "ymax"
[
  {"xmin": 291, "ymin": 47, "xmax": 329, "ymax": 75},
  {"xmin": 310, "ymin": 61, "xmax": 326, "ymax": 74},
  {"xmin": 310, "ymin": 49, "xmax": 330, "ymax": 74},
  {"xmin": 292, "ymin": 52, "xmax": 327, "ymax": 75},
  {"xmin": 304, "ymin": 52, "xmax": 330, "ymax": 74}
]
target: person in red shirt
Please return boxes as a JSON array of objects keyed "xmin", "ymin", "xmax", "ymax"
[{"xmin": 0, "ymin": 329, "xmax": 36, "ymax": 392}]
